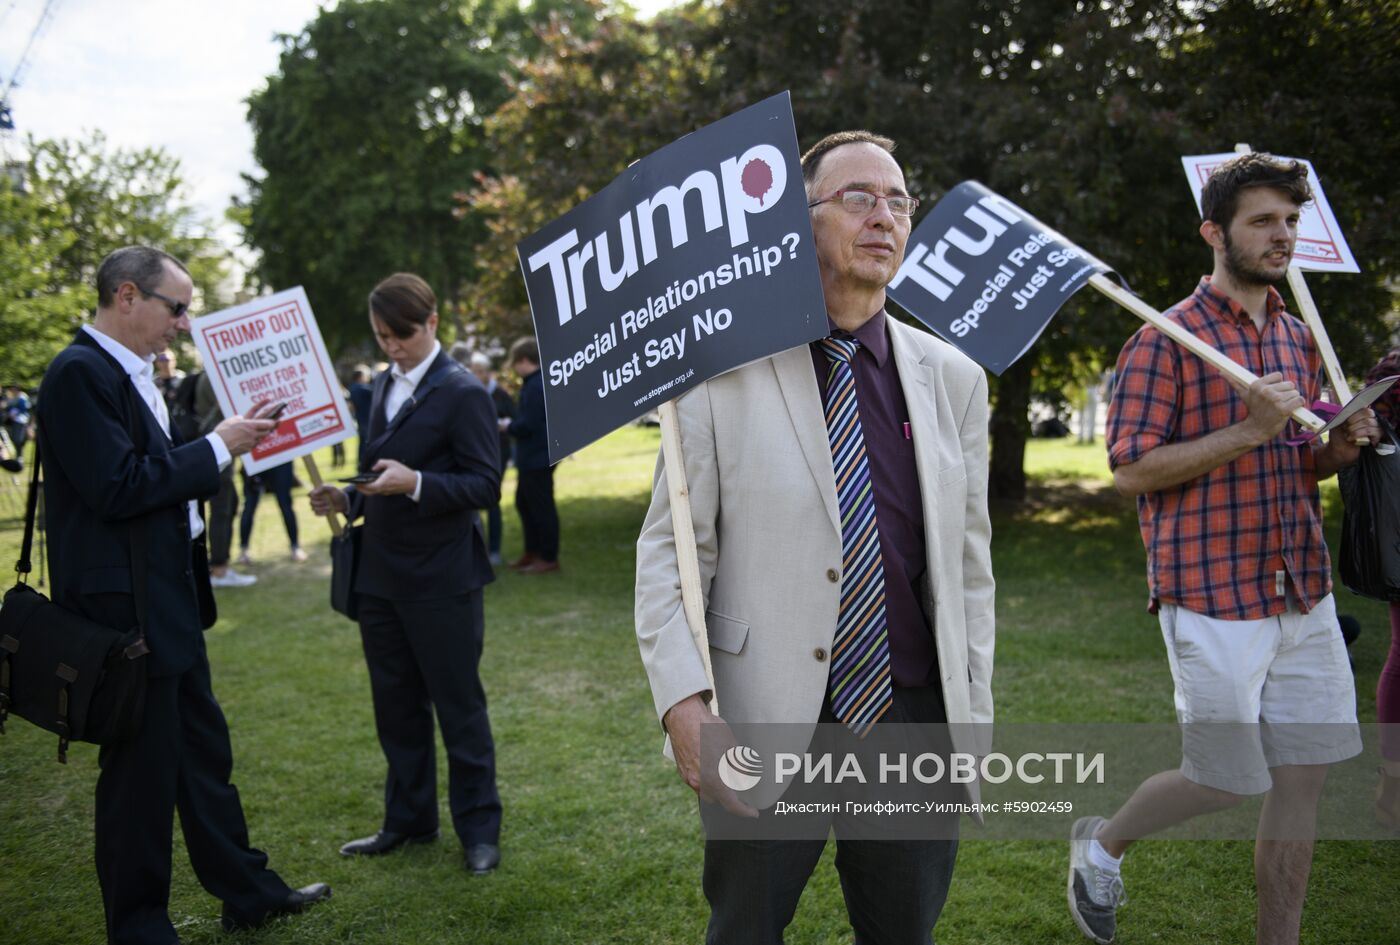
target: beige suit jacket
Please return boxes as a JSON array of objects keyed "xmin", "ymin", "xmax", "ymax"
[{"xmin": 635, "ymin": 317, "xmax": 995, "ymax": 795}]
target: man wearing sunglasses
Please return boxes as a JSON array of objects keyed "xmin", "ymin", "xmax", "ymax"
[
  {"xmin": 36, "ymin": 246, "xmax": 330, "ymax": 943},
  {"xmin": 636, "ymin": 132, "xmax": 994, "ymax": 944}
]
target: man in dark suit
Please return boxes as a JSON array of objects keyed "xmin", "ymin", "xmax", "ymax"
[
  {"xmin": 310, "ymin": 272, "xmax": 503, "ymax": 875},
  {"xmin": 502, "ymin": 337, "xmax": 559, "ymax": 574},
  {"xmin": 37, "ymin": 246, "xmax": 330, "ymax": 944},
  {"xmin": 348, "ymin": 364, "xmax": 374, "ymax": 467}
]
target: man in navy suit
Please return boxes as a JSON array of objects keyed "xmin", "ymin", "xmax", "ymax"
[
  {"xmin": 37, "ymin": 246, "xmax": 330, "ymax": 944},
  {"xmin": 310, "ymin": 272, "xmax": 503, "ymax": 875}
]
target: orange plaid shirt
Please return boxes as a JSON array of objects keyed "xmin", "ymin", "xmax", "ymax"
[{"xmin": 1107, "ymin": 278, "xmax": 1329, "ymax": 619}]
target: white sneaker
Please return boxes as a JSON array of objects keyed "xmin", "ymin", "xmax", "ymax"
[
  {"xmin": 210, "ymin": 568, "xmax": 258, "ymax": 588},
  {"xmin": 1068, "ymin": 815, "xmax": 1126, "ymax": 943}
]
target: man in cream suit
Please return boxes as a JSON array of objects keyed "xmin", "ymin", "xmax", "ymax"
[{"xmin": 635, "ymin": 131, "xmax": 995, "ymax": 944}]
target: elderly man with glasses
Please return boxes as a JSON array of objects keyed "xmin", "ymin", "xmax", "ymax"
[{"xmin": 635, "ymin": 131, "xmax": 995, "ymax": 944}]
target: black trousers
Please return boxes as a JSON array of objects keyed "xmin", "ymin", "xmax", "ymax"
[
  {"xmin": 95, "ymin": 644, "xmax": 290, "ymax": 944},
  {"xmin": 239, "ymin": 465, "xmax": 298, "ymax": 550},
  {"xmin": 701, "ymin": 687, "xmax": 958, "ymax": 945},
  {"xmin": 357, "ymin": 591, "xmax": 501, "ymax": 847},
  {"xmin": 515, "ymin": 466, "xmax": 558, "ymax": 562},
  {"xmin": 207, "ymin": 464, "xmax": 238, "ymax": 567}
]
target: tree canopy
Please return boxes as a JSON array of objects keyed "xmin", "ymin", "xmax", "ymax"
[
  {"xmin": 240, "ymin": 0, "xmax": 598, "ymax": 352},
  {"xmin": 0, "ymin": 133, "xmax": 228, "ymax": 389},
  {"xmin": 459, "ymin": 0, "xmax": 1398, "ymax": 496}
]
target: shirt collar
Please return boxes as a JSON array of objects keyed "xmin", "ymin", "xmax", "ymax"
[
  {"xmin": 83, "ymin": 324, "xmax": 154, "ymax": 380},
  {"xmin": 1197, "ymin": 276, "xmax": 1287, "ymax": 326},
  {"xmin": 391, "ymin": 340, "xmax": 442, "ymax": 392},
  {"xmin": 824, "ymin": 309, "xmax": 891, "ymax": 367}
]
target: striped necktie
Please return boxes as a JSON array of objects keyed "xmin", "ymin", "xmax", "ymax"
[{"xmin": 819, "ymin": 336, "xmax": 893, "ymax": 735}]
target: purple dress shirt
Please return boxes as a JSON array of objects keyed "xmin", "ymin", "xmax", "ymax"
[{"xmin": 810, "ymin": 309, "xmax": 939, "ymax": 691}]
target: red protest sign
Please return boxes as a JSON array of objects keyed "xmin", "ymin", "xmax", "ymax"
[{"xmin": 191, "ymin": 287, "xmax": 353, "ymax": 474}]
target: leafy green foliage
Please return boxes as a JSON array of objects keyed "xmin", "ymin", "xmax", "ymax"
[
  {"xmin": 0, "ymin": 133, "xmax": 228, "ymax": 387},
  {"xmin": 463, "ymin": 0, "xmax": 1398, "ymax": 497},
  {"xmin": 0, "ymin": 181, "xmax": 87, "ymax": 388},
  {"xmin": 27, "ymin": 135, "xmax": 230, "ymax": 310},
  {"xmin": 240, "ymin": 0, "xmax": 599, "ymax": 352},
  {"xmin": 459, "ymin": 0, "xmax": 719, "ymax": 344}
]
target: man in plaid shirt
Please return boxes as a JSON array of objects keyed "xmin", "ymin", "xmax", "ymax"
[{"xmin": 1066, "ymin": 154, "xmax": 1381, "ymax": 945}]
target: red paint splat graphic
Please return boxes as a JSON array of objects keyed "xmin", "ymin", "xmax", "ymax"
[{"xmin": 741, "ymin": 159, "xmax": 774, "ymax": 205}]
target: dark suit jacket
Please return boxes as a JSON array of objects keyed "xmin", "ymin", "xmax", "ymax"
[
  {"xmin": 350, "ymin": 352, "xmax": 501, "ymax": 600},
  {"xmin": 37, "ymin": 331, "xmax": 221, "ymax": 678},
  {"xmin": 507, "ymin": 371, "xmax": 550, "ymax": 471},
  {"xmin": 489, "ymin": 383, "xmax": 515, "ymax": 472},
  {"xmin": 349, "ymin": 382, "xmax": 374, "ymax": 438}
]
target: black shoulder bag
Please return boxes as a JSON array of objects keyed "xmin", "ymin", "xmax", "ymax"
[
  {"xmin": 0, "ymin": 436, "xmax": 152, "ymax": 763},
  {"xmin": 1338, "ymin": 417, "xmax": 1400, "ymax": 603}
]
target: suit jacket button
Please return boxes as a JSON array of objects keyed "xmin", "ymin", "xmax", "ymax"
[
  {"xmin": 814, "ymin": 648, "xmax": 828, "ymax": 662},
  {"xmin": 826, "ymin": 568, "xmax": 839, "ymax": 583}
]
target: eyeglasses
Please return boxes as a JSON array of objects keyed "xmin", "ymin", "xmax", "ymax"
[
  {"xmin": 808, "ymin": 189, "xmax": 919, "ymax": 217},
  {"xmin": 136, "ymin": 284, "xmax": 189, "ymax": 319}
]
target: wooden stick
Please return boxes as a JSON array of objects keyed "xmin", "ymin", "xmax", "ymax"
[
  {"xmin": 1285, "ymin": 268, "xmax": 1353, "ymax": 401},
  {"xmin": 1089, "ymin": 274, "xmax": 1325, "ymax": 432},
  {"xmin": 302, "ymin": 453, "xmax": 344, "ymax": 537},
  {"xmin": 657, "ymin": 399, "xmax": 718, "ymax": 716}
]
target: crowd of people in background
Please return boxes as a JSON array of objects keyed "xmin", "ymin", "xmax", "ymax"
[
  {"xmin": 0, "ymin": 383, "xmax": 31, "ymax": 472},
  {"xmin": 140, "ymin": 341, "xmax": 560, "ymax": 584},
  {"xmin": 1, "ymin": 334, "xmax": 563, "ymax": 581}
]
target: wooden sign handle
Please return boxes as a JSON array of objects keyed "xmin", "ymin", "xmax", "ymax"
[
  {"xmin": 303, "ymin": 454, "xmax": 344, "ymax": 537},
  {"xmin": 1285, "ymin": 268, "xmax": 1353, "ymax": 401},
  {"xmin": 1089, "ymin": 274, "xmax": 1326, "ymax": 432},
  {"xmin": 658, "ymin": 399, "xmax": 719, "ymax": 716}
]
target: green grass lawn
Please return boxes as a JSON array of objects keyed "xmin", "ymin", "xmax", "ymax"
[{"xmin": 0, "ymin": 430, "xmax": 1395, "ymax": 944}]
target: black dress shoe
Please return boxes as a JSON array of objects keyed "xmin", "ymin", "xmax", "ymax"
[
  {"xmin": 339, "ymin": 828, "xmax": 439, "ymax": 856},
  {"xmin": 221, "ymin": 882, "xmax": 332, "ymax": 931},
  {"xmin": 465, "ymin": 843, "xmax": 500, "ymax": 875}
]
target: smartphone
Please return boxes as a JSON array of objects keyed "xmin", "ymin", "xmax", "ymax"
[
  {"xmin": 339, "ymin": 472, "xmax": 380, "ymax": 484},
  {"xmin": 264, "ymin": 401, "xmax": 290, "ymax": 421}
]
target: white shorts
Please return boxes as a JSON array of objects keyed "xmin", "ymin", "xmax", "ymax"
[{"xmin": 1158, "ymin": 593, "xmax": 1361, "ymax": 794}]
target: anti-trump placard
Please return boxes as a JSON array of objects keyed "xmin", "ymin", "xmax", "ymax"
[
  {"xmin": 887, "ymin": 181, "xmax": 1111, "ymax": 376},
  {"xmin": 191, "ymin": 286, "xmax": 354, "ymax": 475},
  {"xmin": 517, "ymin": 91, "xmax": 826, "ymax": 462}
]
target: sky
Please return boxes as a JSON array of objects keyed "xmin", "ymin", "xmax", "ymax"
[{"xmin": 0, "ymin": 0, "xmax": 673, "ymax": 261}]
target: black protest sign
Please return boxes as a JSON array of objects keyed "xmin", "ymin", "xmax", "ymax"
[
  {"xmin": 886, "ymin": 181, "xmax": 1110, "ymax": 375},
  {"xmin": 517, "ymin": 91, "xmax": 825, "ymax": 462}
]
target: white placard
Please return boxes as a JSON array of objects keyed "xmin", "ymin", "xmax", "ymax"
[
  {"xmin": 1180, "ymin": 152, "xmax": 1359, "ymax": 274},
  {"xmin": 191, "ymin": 286, "xmax": 354, "ymax": 474}
]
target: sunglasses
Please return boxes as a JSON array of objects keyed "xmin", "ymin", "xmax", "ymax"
[{"xmin": 135, "ymin": 284, "xmax": 190, "ymax": 319}]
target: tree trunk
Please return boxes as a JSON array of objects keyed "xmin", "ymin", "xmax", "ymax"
[{"xmin": 989, "ymin": 358, "xmax": 1032, "ymax": 501}]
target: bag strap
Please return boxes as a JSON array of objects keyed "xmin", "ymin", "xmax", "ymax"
[{"xmin": 14, "ymin": 437, "xmax": 42, "ymax": 583}]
